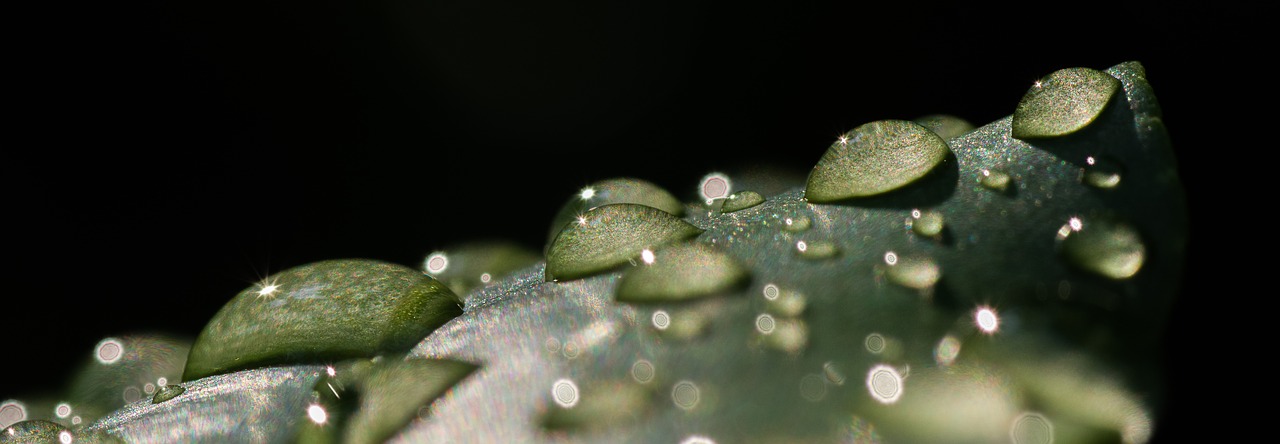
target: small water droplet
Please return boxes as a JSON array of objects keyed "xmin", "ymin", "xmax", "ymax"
[
  {"xmin": 1082, "ymin": 156, "xmax": 1123, "ymax": 189},
  {"xmin": 823, "ymin": 362, "xmax": 846, "ymax": 386},
  {"xmin": 760, "ymin": 317, "xmax": 808, "ymax": 354},
  {"xmin": 799, "ymin": 374, "xmax": 827, "ymax": 402},
  {"xmin": 909, "ymin": 210, "xmax": 945, "ymax": 237},
  {"xmin": 866, "ymin": 365, "xmax": 903, "ymax": 404},
  {"xmin": 720, "ymin": 190, "xmax": 765, "ymax": 213},
  {"xmin": 545, "ymin": 204, "xmax": 704, "ymax": 281},
  {"xmin": 782, "ymin": 215, "xmax": 812, "ymax": 232},
  {"xmin": 616, "ymin": 243, "xmax": 748, "ymax": 303},
  {"xmin": 934, "ymin": 336, "xmax": 961, "ymax": 366},
  {"xmin": 1011, "ymin": 412, "xmax": 1054, "ymax": 444},
  {"xmin": 151, "ymin": 384, "xmax": 185, "ymax": 404},
  {"xmin": 883, "ymin": 254, "xmax": 941, "ymax": 290},
  {"xmin": 700, "ymin": 173, "xmax": 732, "ymax": 203},
  {"xmin": 671, "ymin": 381, "xmax": 701, "ymax": 410},
  {"xmin": 864, "ymin": 333, "xmax": 886, "ymax": 354},
  {"xmin": 631, "ymin": 360, "xmax": 655, "ymax": 384},
  {"xmin": 975, "ymin": 306, "xmax": 1000, "ymax": 334},
  {"xmin": 765, "ymin": 288, "xmax": 807, "ymax": 317},
  {"xmin": 806, "ymin": 120, "xmax": 952, "ymax": 202},
  {"xmin": 979, "ymin": 169, "xmax": 1012, "ymax": 192},
  {"xmin": 541, "ymin": 381, "xmax": 652, "ymax": 430},
  {"xmin": 654, "ymin": 311, "xmax": 709, "ymax": 340},
  {"xmin": 423, "ymin": 242, "xmax": 539, "ymax": 295},
  {"xmin": 1012, "ymin": 67, "xmax": 1121, "ymax": 139},
  {"xmin": 1057, "ymin": 216, "xmax": 1146, "ymax": 279},
  {"xmin": 796, "ymin": 240, "xmax": 839, "ymax": 259}
]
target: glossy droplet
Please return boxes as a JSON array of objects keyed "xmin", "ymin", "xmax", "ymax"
[
  {"xmin": 545, "ymin": 204, "xmax": 704, "ymax": 281},
  {"xmin": 546, "ymin": 178, "xmax": 685, "ymax": 250},
  {"xmin": 542, "ymin": 381, "xmax": 651, "ymax": 430},
  {"xmin": 979, "ymin": 169, "xmax": 1012, "ymax": 191},
  {"xmin": 1083, "ymin": 156, "xmax": 1123, "ymax": 189},
  {"xmin": 975, "ymin": 306, "xmax": 1000, "ymax": 334},
  {"xmin": 760, "ymin": 318, "xmax": 809, "ymax": 354},
  {"xmin": 616, "ymin": 243, "xmax": 747, "ymax": 303},
  {"xmin": 764, "ymin": 288, "xmax": 806, "ymax": 317},
  {"xmin": 866, "ymin": 365, "xmax": 903, "ymax": 404},
  {"xmin": 883, "ymin": 254, "xmax": 941, "ymax": 290},
  {"xmin": 1011, "ymin": 412, "xmax": 1054, "ymax": 444},
  {"xmin": 909, "ymin": 210, "xmax": 945, "ymax": 237},
  {"xmin": 795, "ymin": 240, "xmax": 839, "ymax": 259},
  {"xmin": 720, "ymin": 191, "xmax": 764, "ymax": 213},
  {"xmin": 343, "ymin": 359, "xmax": 478, "ymax": 444},
  {"xmin": 423, "ymin": 241, "xmax": 540, "ymax": 296},
  {"xmin": 149, "ymin": 385, "xmax": 184, "ymax": 404},
  {"xmin": 184, "ymin": 260, "xmax": 461, "ymax": 380},
  {"xmin": 805, "ymin": 120, "xmax": 951, "ymax": 202},
  {"xmin": 1057, "ymin": 217, "xmax": 1146, "ymax": 279},
  {"xmin": 914, "ymin": 115, "xmax": 976, "ymax": 140},
  {"xmin": 1, "ymin": 420, "xmax": 67, "ymax": 443},
  {"xmin": 782, "ymin": 216, "xmax": 811, "ymax": 233},
  {"xmin": 1012, "ymin": 67, "xmax": 1121, "ymax": 139},
  {"xmin": 69, "ymin": 334, "xmax": 189, "ymax": 421}
]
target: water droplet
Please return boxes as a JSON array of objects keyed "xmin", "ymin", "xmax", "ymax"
[
  {"xmin": 796, "ymin": 240, "xmax": 839, "ymax": 259},
  {"xmin": 307, "ymin": 404, "xmax": 328, "ymax": 424},
  {"xmin": 0, "ymin": 401, "xmax": 26, "ymax": 428},
  {"xmin": 799, "ymin": 374, "xmax": 827, "ymax": 402},
  {"xmin": 1057, "ymin": 216, "xmax": 1146, "ymax": 279},
  {"xmin": 343, "ymin": 359, "xmax": 479, "ymax": 444},
  {"xmin": 541, "ymin": 381, "xmax": 652, "ymax": 430},
  {"xmin": 782, "ymin": 215, "xmax": 812, "ymax": 232},
  {"xmin": 631, "ymin": 360, "xmax": 655, "ymax": 384},
  {"xmin": 975, "ymin": 306, "xmax": 1000, "ymax": 334},
  {"xmin": 422, "ymin": 242, "xmax": 540, "ymax": 296},
  {"xmin": 934, "ymin": 336, "xmax": 961, "ymax": 366},
  {"xmin": 545, "ymin": 204, "xmax": 704, "ymax": 281},
  {"xmin": 764, "ymin": 288, "xmax": 806, "ymax": 317},
  {"xmin": 616, "ymin": 243, "xmax": 746, "ymax": 303},
  {"xmin": 546, "ymin": 178, "xmax": 686, "ymax": 249},
  {"xmin": 183, "ymin": 260, "xmax": 460, "ymax": 380},
  {"xmin": 1011, "ymin": 412, "xmax": 1054, "ymax": 444},
  {"xmin": 866, "ymin": 365, "xmax": 904, "ymax": 404},
  {"xmin": 671, "ymin": 381, "xmax": 701, "ymax": 410},
  {"xmin": 552, "ymin": 379, "xmax": 579, "ymax": 408},
  {"xmin": 71, "ymin": 336, "xmax": 187, "ymax": 415},
  {"xmin": 1012, "ymin": 67, "xmax": 1121, "ymax": 139},
  {"xmin": 651, "ymin": 311, "xmax": 672, "ymax": 330},
  {"xmin": 720, "ymin": 191, "xmax": 765, "ymax": 213},
  {"xmin": 760, "ymin": 318, "xmax": 809, "ymax": 354},
  {"xmin": 1, "ymin": 420, "xmax": 67, "ymax": 443},
  {"xmin": 823, "ymin": 362, "xmax": 846, "ymax": 386},
  {"xmin": 150, "ymin": 385, "xmax": 185, "ymax": 404},
  {"xmin": 979, "ymin": 169, "xmax": 1012, "ymax": 192},
  {"xmin": 1082, "ymin": 156, "xmax": 1123, "ymax": 189},
  {"xmin": 653, "ymin": 311, "xmax": 709, "ymax": 341},
  {"xmin": 914, "ymin": 114, "xmax": 976, "ymax": 140},
  {"xmin": 908, "ymin": 210, "xmax": 945, "ymax": 237},
  {"xmin": 883, "ymin": 254, "xmax": 941, "ymax": 290},
  {"xmin": 699, "ymin": 173, "xmax": 732, "ymax": 203},
  {"xmin": 805, "ymin": 120, "xmax": 951, "ymax": 202},
  {"xmin": 864, "ymin": 333, "xmax": 886, "ymax": 354}
]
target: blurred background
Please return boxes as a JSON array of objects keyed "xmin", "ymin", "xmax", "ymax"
[{"xmin": 5, "ymin": 0, "xmax": 1240, "ymax": 440}]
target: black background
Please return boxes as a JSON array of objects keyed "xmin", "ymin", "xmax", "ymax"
[{"xmin": 6, "ymin": 0, "xmax": 1243, "ymax": 440}]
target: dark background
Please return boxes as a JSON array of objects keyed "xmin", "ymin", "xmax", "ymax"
[{"xmin": 6, "ymin": 0, "xmax": 1242, "ymax": 440}]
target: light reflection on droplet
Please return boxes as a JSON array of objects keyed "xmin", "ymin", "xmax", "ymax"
[
  {"xmin": 423, "ymin": 252, "xmax": 449, "ymax": 275},
  {"xmin": 631, "ymin": 360, "xmax": 655, "ymax": 384},
  {"xmin": 796, "ymin": 241, "xmax": 807, "ymax": 252},
  {"xmin": 864, "ymin": 333, "xmax": 885, "ymax": 354},
  {"xmin": 883, "ymin": 252, "xmax": 898, "ymax": 266},
  {"xmin": 755, "ymin": 314, "xmax": 776, "ymax": 334},
  {"xmin": 823, "ymin": 362, "xmax": 846, "ymax": 386},
  {"xmin": 55, "ymin": 403, "xmax": 71, "ymax": 419},
  {"xmin": 866, "ymin": 365, "xmax": 903, "ymax": 404},
  {"xmin": 307, "ymin": 404, "xmax": 328, "ymax": 424},
  {"xmin": 700, "ymin": 173, "xmax": 732, "ymax": 203},
  {"xmin": 975, "ymin": 307, "xmax": 999, "ymax": 334},
  {"xmin": 579, "ymin": 186, "xmax": 597, "ymax": 200},
  {"xmin": 0, "ymin": 401, "xmax": 25, "ymax": 428},
  {"xmin": 763, "ymin": 318, "xmax": 809, "ymax": 353},
  {"xmin": 59, "ymin": 430, "xmax": 72, "ymax": 444},
  {"xmin": 909, "ymin": 209, "xmax": 945, "ymax": 237},
  {"xmin": 762, "ymin": 284, "xmax": 779, "ymax": 300},
  {"xmin": 640, "ymin": 249, "xmax": 656, "ymax": 265},
  {"xmin": 783, "ymin": 216, "xmax": 812, "ymax": 232},
  {"xmin": 980, "ymin": 169, "xmax": 1012, "ymax": 191},
  {"xmin": 800, "ymin": 374, "xmax": 827, "ymax": 402},
  {"xmin": 672, "ymin": 381, "xmax": 700, "ymax": 410},
  {"xmin": 255, "ymin": 278, "xmax": 281, "ymax": 299},
  {"xmin": 681, "ymin": 435, "xmax": 716, "ymax": 444},
  {"xmin": 765, "ymin": 289, "xmax": 806, "ymax": 317},
  {"xmin": 325, "ymin": 366, "xmax": 336, "ymax": 377},
  {"xmin": 1010, "ymin": 412, "xmax": 1054, "ymax": 444},
  {"xmin": 652, "ymin": 311, "xmax": 671, "ymax": 330},
  {"xmin": 95, "ymin": 338, "xmax": 124, "ymax": 364},
  {"xmin": 552, "ymin": 379, "xmax": 579, "ymax": 408},
  {"xmin": 934, "ymin": 335, "xmax": 961, "ymax": 366},
  {"xmin": 796, "ymin": 240, "xmax": 838, "ymax": 259}
]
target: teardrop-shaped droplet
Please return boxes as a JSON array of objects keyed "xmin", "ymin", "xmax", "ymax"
[
  {"xmin": 782, "ymin": 216, "xmax": 811, "ymax": 233},
  {"xmin": 149, "ymin": 385, "xmax": 185, "ymax": 404},
  {"xmin": 546, "ymin": 178, "xmax": 686, "ymax": 250},
  {"xmin": 616, "ymin": 243, "xmax": 747, "ymax": 303},
  {"xmin": 422, "ymin": 241, "xmax": 540, "ymax": 296},
  {"xmin": 764, "ymin": 288, "xmax": 806, "ymax": 317},
  {"xmin": 344, "ymin": 359, "xmax": 479, "ymax": 444},
  {"xmin": 805, "ymin": 120, "xmax": 951, "ymax": 202},
  {"xmin": 546, "ymin": 204, "xmax": 704, "ymax": 281},
  {"xmin": 720, "ymin": 191, "xmax": 765, "ymax": 213},
  {"xmin": 1082, "ymin": 156, "xmax": 1123, "ymax": 189},
  {"xmin": 883, "ymin": 253, "xmax": 941, "ymax": 289},
  {"xmin": 184, "ymin": 260, "xmax": 461, "ymax": 380},
  {"xmin": 914, "ymin": 115, "xmax": 976, "ymax": 140},
  {"xmin": 68, "ymin": 334, "xmax": 190, "ymax": 420},
  {"xmin": 1012, "ymin": 67, "xmax": 1121, "ymax": 139},
  {"xmin": 909, "ymin": 209, "xmax": 945, "ymax": 237},
  {"xmin": 1, "ymin": 420, "xmax": 66, "ymax": 443},
  {"xmin": 541, "ymin": 381, "xmax": 651, "ymax": 431},
  {"xmin": 979, "ymin": 169, "xmax": 1012, "ymax": 192},
  {"xmin": 795, "ymin": 240, "xmax": 839, "ymax": 259},
  {"xmin": 1057, "ymin": 217, "xmax": 1145, "ymax": 279}
]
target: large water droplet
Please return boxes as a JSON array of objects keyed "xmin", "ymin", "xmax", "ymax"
[
  {"xmin": 1057, "ymin": 217, "xmax": 1146, "ymax": 279},
  {"xmin": 541, "ymin": 381, "xmax": 651, "ymax": 430},
  {"xmin": 1, "ymin": 420, "xmax": 67, "ymax": 443},
  {"xmin": 720, "ymin": 191, "xmax": 765, "ymax": 213},
  {"xmin": 343, "ymin": 359, "xmax": 478, "ymax": 444},
  {"xmin": 616, "ymin": 243, "xmax": 747, "ymax": 303},
  {"xmin": 545, "ymin": 204, "xmax": 704, "ymax": 281},
  {"xmin": 422, "ymin": 241, "xmax": 539, "ymax": 296},
  {"xmin": 1082, "ymin": 156, "xmax": 1123, "ymax": 189},
  {"xmin": 782, "ymin": 215, "xmax": 812, "ymax": 233},
  {"xmin": 183, "ymin": 260, "xmax": 461, "ymax": 380},
  {"xmin": 795, "ymin": 240, "xmax": 839, "ymax": 259},
  {"xmin": 1012, "ymin": 67, "xmax": 1121, "ymax": 139},
  {"xmin": 914, "ymin": 115, "xmax": 976, "ymax": 140},
  {"xmin": 546, "ymin": 178, "xmax": 686, "ymax": 250},
  {"xmin": 882, "ymin": 253, "xmax": 941, "ymax": 290},
  {"xmin": 149, "ymin": 385, "xmax": 185, "ymax": 404},
  {"xmin": 805, "ymin": 120, "xmax": 951, "ymax": 202},
  {"xmin": 908, "ymin": 210, "xmax": 945, "ymax": 237}
]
